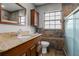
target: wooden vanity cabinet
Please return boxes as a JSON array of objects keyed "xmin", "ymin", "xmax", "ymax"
[
  {"xmin": 30, "ymin": 44, "xmax": 37, "ymax": 56},
  {"xmin": 0, "ymin": 36, "xmax": 41, "ymax": 56},
  {"xmin": 25, "ymin": 44, "xmax": 37, "ymax": 56},
  {"xmin": 26, "ymin": 49, "xmax": 30, "ymax": 56},
  {"xmin": 31, "ymin": 9, "xmax": 39, "ymax": 27},
  {"xmin": 24, "ymin": 36, "xmax": 41, "ymax": 56},
  {"xmin": 26, "ymin": 43, "xmax": 37, "ymax": 56}
]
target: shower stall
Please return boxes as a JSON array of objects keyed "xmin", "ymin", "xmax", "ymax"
[{"xmin": 64, "ymin": 7, "xmax": 79, "ymax": 56}]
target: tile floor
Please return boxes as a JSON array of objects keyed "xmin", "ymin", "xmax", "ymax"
[{"xmin": 40, "ymin": 47, "xmax": 65, "ymax": 56}]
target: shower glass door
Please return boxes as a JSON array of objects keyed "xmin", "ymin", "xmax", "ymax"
[
  {"xmin": 65, "ymin": 15, "xmax": 74, "ymax": 56},
  {"xmin": 73, "ymin": 11, "xmax": 79, "ymax": 56}
]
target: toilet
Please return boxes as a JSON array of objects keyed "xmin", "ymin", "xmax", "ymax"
[{"xmin": 41, "ymin": 41, "xmax": 50, "ymax": 54}]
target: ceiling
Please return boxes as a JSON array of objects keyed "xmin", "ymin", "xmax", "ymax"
[
  {"xmin": 2, "ymin": 3, "xmax": 23, "ymax": 12},
  {"xmin": 33, "ymin": 3, "xmax": 47, "ymax": 7}
]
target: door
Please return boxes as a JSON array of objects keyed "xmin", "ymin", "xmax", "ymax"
[
  {"xmin": 65, "ymin": 15, "xmax": 74, "ymax": 56},
  {"xmin": 73, "ymin": 11, "xmax": 79, "ymax": 56}
]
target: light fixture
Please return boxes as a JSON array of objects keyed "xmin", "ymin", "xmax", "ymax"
[{"xmin": 1, "ymin": 5, "xmax": 5, "ymax": 8}]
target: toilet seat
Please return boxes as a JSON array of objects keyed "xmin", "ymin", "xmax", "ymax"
[
  {"xmin": 41, "ymin": 41, "xmax": 50, "ymax": 54},
  {"xmin": 41, "ymin": 41, "xmax": 49, "ymax": 46}
]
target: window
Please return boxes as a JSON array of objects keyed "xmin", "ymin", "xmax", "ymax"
[
  {"xmin": 19, "ymin": 16, "xmax": 26, "ymax": 25},
  {"xmin": 44, "ymin": 11, "xmax": 62, "ymax": 29}
]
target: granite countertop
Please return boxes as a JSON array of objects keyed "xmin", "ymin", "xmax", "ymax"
[{"xmin": 0, "ymin": 33, "xmax": 42, "ymax": 53}]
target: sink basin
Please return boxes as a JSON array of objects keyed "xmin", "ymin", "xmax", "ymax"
[
  {"xmin": 17, "ymin": 35, "xmax": 31, "ymax": 39},
  {"xmin": 17, "ymin": 33, "xmax": 39, "ymax": 39}
]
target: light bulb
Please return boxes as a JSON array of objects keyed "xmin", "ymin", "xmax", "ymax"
[{"xmin": 1, "ymin": 5, "xmax": 5, "ymax": 8}]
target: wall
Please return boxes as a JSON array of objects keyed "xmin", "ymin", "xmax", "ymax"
[
  {"xmin": 0, "ymin": 3, "xmax": 35, "ymax": 33},
  {"xmin": 36, "ymin": 3, "xmax": 62, "ymax": 28},
  {"xmin": 62, "ymin": 3, "xmax": 79, "ymax": 17},
  {"xmin": 36, "ymin": 4, "xmax": 64, "ymax": 49}
]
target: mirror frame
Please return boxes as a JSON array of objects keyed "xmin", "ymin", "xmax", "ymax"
[{"xmin": 0, "ymin": 3, "xmax": 26, "ymax": 25}]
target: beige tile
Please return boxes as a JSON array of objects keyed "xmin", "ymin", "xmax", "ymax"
[{"xmin": 39, "ymin": 48, "xmax": 65, "ymax": 56}]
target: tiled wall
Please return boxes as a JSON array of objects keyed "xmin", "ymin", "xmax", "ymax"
[
  {"xmin": 62, "ymin": 3, "xmax": 79, "ymax": 17},
  {"xmin": 39, "ymin": 29, "xmax": 64, "ymax": 49},
  {"xmin": 39, "ymin": 29, "xmax": 64, "ymax": 37}
]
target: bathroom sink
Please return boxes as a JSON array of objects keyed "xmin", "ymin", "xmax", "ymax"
[
  {"xmin": 17, "ymin": 35, "xmax": 31, "ymax": 39},
  {"xmin": 17, "ymin": 33, "xmax": 39, "ymax": 39}
]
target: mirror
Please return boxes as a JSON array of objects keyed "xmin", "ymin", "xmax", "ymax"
[{"xmin": 0, "ymin": 3, "xmax": 26, "ymax": 25}]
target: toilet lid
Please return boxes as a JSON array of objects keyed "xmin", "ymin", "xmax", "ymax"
[{"xmin": 41, "ymin": 41, "xmax": 49, "ymax": 45}]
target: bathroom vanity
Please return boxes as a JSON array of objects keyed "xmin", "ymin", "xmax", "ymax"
[{"xmin": 0, "ymin": 33, "xmax": 42, "ymax": 56}]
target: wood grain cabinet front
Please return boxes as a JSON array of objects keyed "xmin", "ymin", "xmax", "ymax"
[
  {"xmin": 0, "ymin": 36, "xmax": 41, "ymax": 56},
  {"xmin": 30, "ymin": 44, "xmax": 37, "ymax": 56},
  {"xmin": 26, "ymin": 49, "xmax": 31, "ymax": 56},
  {"xmin": 31, "ymin": 9, "xmax": 39, "ymax": 27}
]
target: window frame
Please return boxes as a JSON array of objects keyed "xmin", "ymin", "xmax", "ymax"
[
  {"xmin": 44, "ymin": 11, "xmax": 62, "ymax": 29},
  {"xmin": 19, "ymin": 16, "xmax": 26, "ymax": 25}
]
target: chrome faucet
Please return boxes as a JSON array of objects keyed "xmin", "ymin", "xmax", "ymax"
[{"xmin": 16, "ymin": 29, "xmax": 22, "ymax": 36}]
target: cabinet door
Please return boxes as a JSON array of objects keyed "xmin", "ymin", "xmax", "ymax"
[
  {"xmin": 35, "ymin": 11, "xmax": 39, "ymax": 26},
  {"xmin": 30, "ymin": 45, "xmax": 37, "ymax": 56},
  {"xmin": 26, "ymin": 49, "xmax": 30, "ymax": 56},
  {"xmin": 31, "ymin": 9, "xmax": 39, "ymax": 26},
  {"xmin": 34, "ymin": 12, "xmax": 38, "ymax": 26},
  {"xmin": 31, "ymin": 9, "xmax": 34, "ymax": 26}
]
